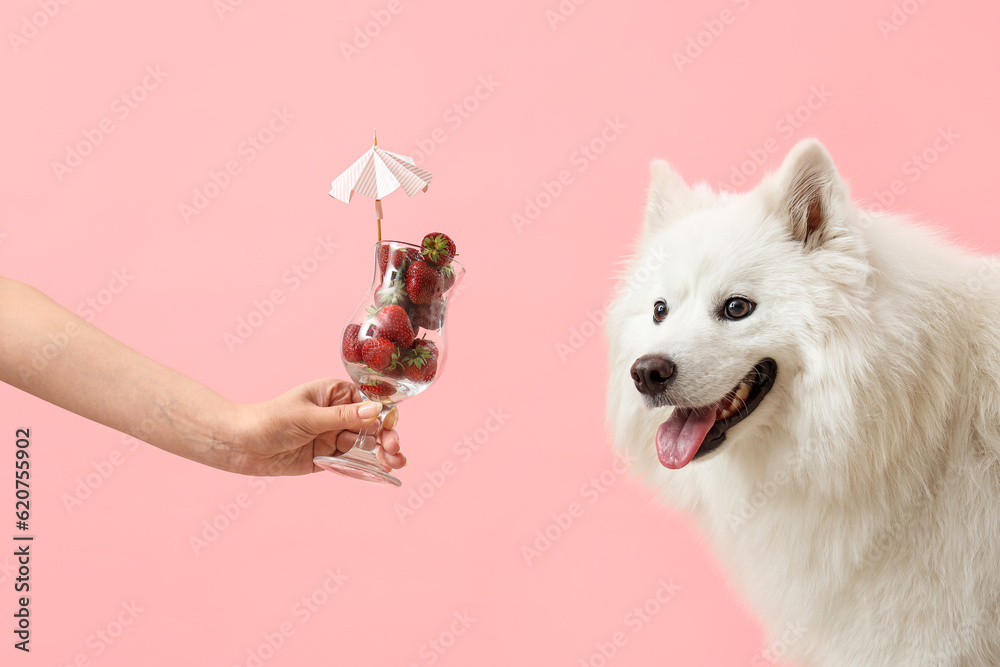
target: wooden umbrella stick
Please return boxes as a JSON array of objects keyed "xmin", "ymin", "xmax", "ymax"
[{"xmin": 375, "ymin": 199, "xmax": 383, "ymax": 242}]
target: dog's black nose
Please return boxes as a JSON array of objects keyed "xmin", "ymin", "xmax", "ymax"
[{"xmin": 630, "ymin": 355, "xmax": 676, "ymax": 395}]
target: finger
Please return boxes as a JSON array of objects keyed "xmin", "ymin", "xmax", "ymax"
[
  {"xmin": 382, "ymin": 406, "xmax": 399, "ymax": 431},
  {"xmin": 379, "ymin": 429, "xmax": 400, "ymax": 455},
  {"xmin": 336, "ymin": 429, "xmax": 375, "ymax": 453},
  {"xmin": 303, "ymin": 400, "xmax": 383, "ymax": 436},
  {"xmin": 298, "ymin": 378, "xmax": 357, "ymax": 406},
  {"xmin": 376, "ymin": 446, "xmax": 407, "ymax": 470},
  {"xmin": 313, "ymin": 432, "xmax": 342, "ymax": 458}
]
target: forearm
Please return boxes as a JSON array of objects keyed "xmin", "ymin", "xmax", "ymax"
[{"xmin": 0, "ymin": 277, "xmax": 238, "ymax": 468}]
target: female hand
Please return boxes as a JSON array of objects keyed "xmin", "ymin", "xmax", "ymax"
[{"xmin": 223, "ymin": 379, "xmax": 405, "ymax": 476}]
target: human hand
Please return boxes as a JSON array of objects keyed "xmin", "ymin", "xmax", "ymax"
[{"xmin": 221, "ymin": 379, "xmax": 405, "ymax": 476}]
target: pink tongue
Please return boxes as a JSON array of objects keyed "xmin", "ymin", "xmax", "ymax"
[{"xmin": 656, "ymin": 404, "xmax": 719, "ymax": 469}]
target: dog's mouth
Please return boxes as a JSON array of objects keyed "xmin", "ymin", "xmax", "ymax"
[{"xmin": 656, "ymin": 358, "xmax": 777, "ymax": 469}]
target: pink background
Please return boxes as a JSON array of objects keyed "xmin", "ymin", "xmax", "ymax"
[{"xmin": 2, "ymin": 1, "xmax": 999, "ymax": 665}]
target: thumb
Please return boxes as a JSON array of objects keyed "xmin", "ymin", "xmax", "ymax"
[{"xmin": 303, "ymin": 400, "xmax": 383, "ymax": 435}]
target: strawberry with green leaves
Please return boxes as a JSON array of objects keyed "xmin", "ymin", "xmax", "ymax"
[
  {"xmin": 374, "ymin": 277, "xmax": 410, "ymax": 308},
  {"xmin": 404, "ymin": 338, "xmax": 439, "ymax": 383},
  {"xmin": 383, "ymin": 347, "xmax": 408, "ymax": 379},
  {"xmin": 361, "ymin": 338, "xmax": 397, "ymax": 372},
  {"xmin": 420, "ymin": 233, "xmax": 457, "ymax": 267}
]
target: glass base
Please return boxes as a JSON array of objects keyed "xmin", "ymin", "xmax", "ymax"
[{"xmin": 314, "ymin": 450, "xmax": 401, "ymax": 487}]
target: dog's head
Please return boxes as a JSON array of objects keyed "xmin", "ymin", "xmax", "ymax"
[{"xmin": 608, "ymin": 139, "xmax": 869, "ymax": 469}]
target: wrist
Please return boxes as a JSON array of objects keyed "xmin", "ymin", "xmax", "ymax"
[{"xmin": 195, "ymin": 397, "xmax": 249, "ymax": 474}]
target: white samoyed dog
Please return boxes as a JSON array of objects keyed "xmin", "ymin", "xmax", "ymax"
[{"xmin": 606, "ymin": 139, "xmax": 1000, "ymax": 666}]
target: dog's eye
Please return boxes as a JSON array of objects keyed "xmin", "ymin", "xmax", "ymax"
[
  {"xmin": 653, "ymin": 300, "xmax": 668, "ymax": 323},
  {"xmin": 723, "ymin": 297, "xmax": 755, "ymax": 320}
]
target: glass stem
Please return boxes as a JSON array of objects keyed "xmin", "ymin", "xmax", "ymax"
[{"xmin": 352, "ymin": 404, "xmax": 393, "ymax": 451}]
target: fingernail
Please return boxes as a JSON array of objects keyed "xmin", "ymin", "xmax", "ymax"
[
  {"xmin": 383, "ymin": 406, "xmax": 399, "ymax": 430},
  {"xmin": 358, "ymin": 401, "xmax": 382, "ymax": 419}
]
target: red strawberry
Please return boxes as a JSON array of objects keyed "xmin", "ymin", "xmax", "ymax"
[
  {"xmin": 412, "ymin": 337, "xmax": 438, "ymax": 356},
  {"xmin": 420, "ymin": 233, "xmax": 457, "ymax": 266},
  {"xmin": 360, "ymin": 380, "xmax": 395, "ymax": 398},
  {"xmin": 342, "ymin": 323, "xmax": 363, "ymax": 362},
  {"xmin": 377, "ymin": 244, "xmax": 391, "ymax": 277},
  {"xmin": 372, "ymin": 304, "xmax": 415, "ymax": 348},
  {"xmin": 404, "ymin": 339, "xmax": 439, "ymax": 383},
  {"xmin": 387, "ymin": 247, "xmax": 419, "ymax": 279},
  {"xmin": 438, "ymin": 264, "xmax": 456, "ymax": 292},
  {"xmin": 384, "ymin": 348, "xmax": 408, "ymax": 379},
  {"xmin": 410, "ymin": 301, "xmax": 446, "ymax": 331},
  {"xmin": 406, "ymin": 260, "xmax": 446, "ymax": 305},
  {"xmin": 375, "ymin": 277, "xmax": 410, "ymax": 308},
  {"xmin": 361, "ymin": 337, "xmax": 398, "ymax": 372},
  {"xmin": 378, "ymin": 245, "xmax": 418, "ymax": 278},
  {"xmin": 406, "ymin": 357, "xmax": 437, "ymax": 383}
]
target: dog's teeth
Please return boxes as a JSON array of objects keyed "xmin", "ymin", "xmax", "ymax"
[{"xmin": 716, "ymin": 387, "xmax": 752, "ymax": 421}]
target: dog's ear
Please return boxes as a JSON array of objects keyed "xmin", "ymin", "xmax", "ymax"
[
  {"xmin": 644, "ymin": 159, "xmax": 688, "ymax": 231},
  {"xmin": 772, "ymin": 139, "xmax": 850, "ymax": 248}
]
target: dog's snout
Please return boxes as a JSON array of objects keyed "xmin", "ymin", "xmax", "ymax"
[{"xmin": 630, "ymin": 355, "xmax": 676, "ymax": 396}]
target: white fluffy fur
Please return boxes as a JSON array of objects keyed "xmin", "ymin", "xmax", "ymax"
[{"xmin": 606, "ymin": 139, "xmax": 1000, "ymax": 666}]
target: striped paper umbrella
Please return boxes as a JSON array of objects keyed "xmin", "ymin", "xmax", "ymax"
[{"xmin": 329, "ymin": 130, "xmax": 433, "ymax": 241}]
